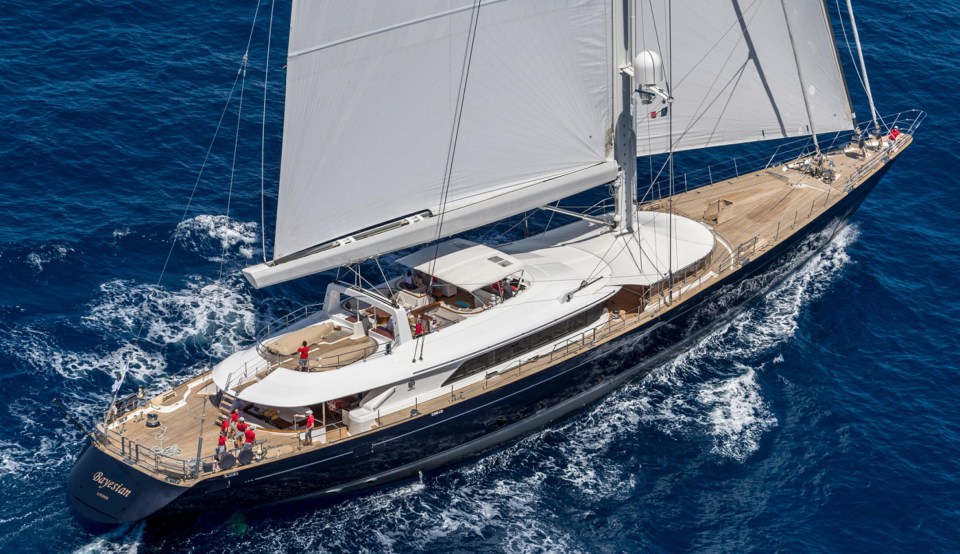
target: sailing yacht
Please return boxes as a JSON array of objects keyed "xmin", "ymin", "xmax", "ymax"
[{"xmin": 68, "ymin": 0, "xmax": 920, "ymax": 523}]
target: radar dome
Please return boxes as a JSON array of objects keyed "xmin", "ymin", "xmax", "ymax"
[{"xmin": 633, "ymin": 50, "xmax": 662, "ymax": 87}]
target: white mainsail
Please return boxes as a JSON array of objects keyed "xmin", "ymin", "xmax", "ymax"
[
  {"xmin": 253, "ymin": 0, "xmax": 615, "ymax": 287},
  {"xmin": 633, "ymin": 0, "xmax": 854, "ymax": 156},
  {"xmin": 244, "ymin": 0, "xmax": 858, "ymax": 289}
]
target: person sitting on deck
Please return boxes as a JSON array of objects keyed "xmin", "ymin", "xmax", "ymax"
[
  {"xmin": 294, "ymin": 340, "xmax": 310, "ymax": 371},
  {"xmin": 889, "ymin": 126, "xmax": 901, "ymax": 141},
  {"xmin": 414, "ymin": 273, "xmax": 425, "ymax": 289},
  {"xmin": 403, "ymin": 271, "xmax": 414, "ymax": 290}
]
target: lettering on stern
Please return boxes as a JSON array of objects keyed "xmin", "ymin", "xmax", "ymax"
[{"xmin": 91, "ymin": 471, "xmax": 133, "ymax": 499}]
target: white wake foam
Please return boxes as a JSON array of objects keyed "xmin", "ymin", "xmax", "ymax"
[
  {"xmin": 696, "ymin": 365, "xmax": 777, "ymax": 461},
  {"xmin": 68, "ymin": 343, "xmax": 167, "ymax": 384},
  {"xmin": 25, "ymin": 243, "xmax": 72, "ymax": 273},
  {"xmin": 629, "ymin": 223, "xmax": 860, "ymax": 460},
  {"xmin": 84, "ymin": 275, "xmax": 255, "ymax": 358},
  {"xmin": 174, "ymin": 214, "xmax": 259, "ymax": 260},
  {"xmin": 72, "ymin": 523, "xmax": 145, "ymax": 554},
  {"xmin": 0, "ymin": 326, "xmax": 167, "ymax": 383}
]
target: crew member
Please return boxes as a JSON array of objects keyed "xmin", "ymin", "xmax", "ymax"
[
  {"xmin": 216, "ymin": 431, "xmax": 227, "ymax": 460},
  {"xmin": 244, "ymin": 425, "xmax": 256, "ymax": 447},
  {"xmin": 302, "ymin": 408, "xmax": 315, "ymax": 445},
  {"xmin": 235, "ymin": 417, "xmax": 249, "ymax": 448},
  {"xmin": 295, "ymin": 340, "xmax": 310, "ymax": 371},
  {"xmin": 889, "ymin": 126, "xmax": 901, "ymax": 141}
]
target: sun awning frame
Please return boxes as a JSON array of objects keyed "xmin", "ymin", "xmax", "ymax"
[{"xmin": 396, "ymin": 239, "xmax": 525, "ymax": 292}]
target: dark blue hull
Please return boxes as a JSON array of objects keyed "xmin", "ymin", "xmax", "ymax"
[{"xmin": 68, "ymin": 162, "xmax": 894, "ymax": 524}]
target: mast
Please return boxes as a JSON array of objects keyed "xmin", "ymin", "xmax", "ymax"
[
  {"xmin": 845, "ymin": 0, "xmax": 880, "ymax": 134},
  {"xmin": 613, "ymin": 0, "xmax": 636, "ymax": 233}
]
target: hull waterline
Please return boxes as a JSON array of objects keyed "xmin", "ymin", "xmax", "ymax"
[{"xmin": 68, "ymin": 161, "xmax": 893, "ymax": 524}]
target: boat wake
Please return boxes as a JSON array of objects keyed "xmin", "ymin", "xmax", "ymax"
[
  {"xmin": 173, "ymin": 214, "xmax": 259, "ymax": 262},
  {"xmin": 0, "ymin": 325, "xmax": 167, "ymax": 384},
  {"xmin": 77, "ymin": 224, "xmax": 862, "ymax": 552},
  {"xmin": 72, "ymin": 523, "xmax": 145, "ymax": 554},
  {"xmin": 83, "ymin": 275, "xmax": 256, "ymax": 358},
  {"xmin": 629, "ymin": 223, "xmax": 859, "ymax": 462}
]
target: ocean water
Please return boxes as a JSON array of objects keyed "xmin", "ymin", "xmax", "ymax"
[{"xmin": 1, "ymin": 1, "xmax": 958, "ymax": 552}]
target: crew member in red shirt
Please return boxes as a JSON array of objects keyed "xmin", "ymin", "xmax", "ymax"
[
  {"xmin": 216, "ymin": 432, "xmax": 227, "ymax": 461},
  {"xmin": 889, "ymin": 126, "xmax": 901, "ymax": 141},
  {"xmin": 294, "ymin": 340, "xmax": 310, "ymax": 371},
  {"xmin": 303, "ymin": 408, "xmax": 315, "ymax": 445},
  {"xmin": 235, "ymin": 417, "xmax": 249, "ymax": 448},
  {"xmin": 244, "ymin": 425, "xmax": 256, "ymax": 446},
  {"xmin": 220, "ymin": 417, "xmax": 230, "ymax": 435}
]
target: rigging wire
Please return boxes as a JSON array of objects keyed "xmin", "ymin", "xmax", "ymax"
[
  {"xmin": 374, "ymin": 257, "xmax": 395, "ymax": 301},
  {"xmin": 834, "ymin": 0, "xmax": 881, "ymax": 133},
  {"xmin": 667, "ymin": 0, "xmax": 675, "ymax": 299},
  {"xmin": 540, "ymin": 201, "xmax": 559, "ymax": 237},
  {"xmin": 260, "ymin": 0, "xmax": 277, "ymax": 263},
  {"xmin": 102, "ymin": 1, "xmax": 265, "ymax": 424},
  {"xmin": 415, "ymin": 0, "xmax": 482, "ymax": 361},
  {"xmin": 427, "ymin": 0, "xmax": 482, "ymax": 276}
]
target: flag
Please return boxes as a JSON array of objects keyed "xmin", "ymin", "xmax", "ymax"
[{"xmin": 111, "ymin": 370, "xmax": 125, "ymax": 393}]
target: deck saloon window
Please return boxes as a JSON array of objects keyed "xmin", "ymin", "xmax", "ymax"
[{"xmin": 442, "ymin": 304, "xmax": 605, "ymax": 387}]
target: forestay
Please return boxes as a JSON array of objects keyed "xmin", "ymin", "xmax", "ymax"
[
  {"xmin": 633, "ymin": 0, "xmax": 854, "ymax": 156},
  {"xmin": 270, "ymin": 0, "xmax": 614, "ymax": 270}
]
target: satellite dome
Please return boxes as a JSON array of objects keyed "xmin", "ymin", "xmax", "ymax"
[{"xmin": 633, "ymin": 50, "xmax": 662, "ymax": 87}]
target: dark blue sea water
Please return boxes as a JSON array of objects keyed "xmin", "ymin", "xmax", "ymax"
[{"xmin": 1, "ymin": 1, "xmax": 958, "ymax": 552}]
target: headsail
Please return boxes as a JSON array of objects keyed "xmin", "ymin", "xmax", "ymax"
[
  {"xmin": 249, "ymin": 0, "xmax": 616, "ymax": 287},
  {"xmin": 633, "ymin": 0, "xmax": 854, "ymax": 156}
]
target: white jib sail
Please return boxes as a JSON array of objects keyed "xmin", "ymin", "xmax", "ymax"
[
  {"xmin": 270, "ymin": 0, "xmax": 613, "ymax": 270},
  {"xmin": 633, "ymin": 0, "xmax": 854, "ymax": 156}
]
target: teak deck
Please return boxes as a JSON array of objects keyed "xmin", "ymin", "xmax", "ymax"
[{"xmin": 101, "ymin": 136, "xmax": 910, "ymax": 482}]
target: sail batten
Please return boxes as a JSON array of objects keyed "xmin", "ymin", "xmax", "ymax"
[
  {"xmin": 633, "ymin": 0, "xmax": 854, "ymax": 156},
  {"xmin": 273, "ymin": 0, "xmax": 613, "ymax": 263}
]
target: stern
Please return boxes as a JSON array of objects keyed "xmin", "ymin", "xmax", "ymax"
[{"xmin": 68, "ymin": 442, "xmax": 189, "ymax": 524}]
